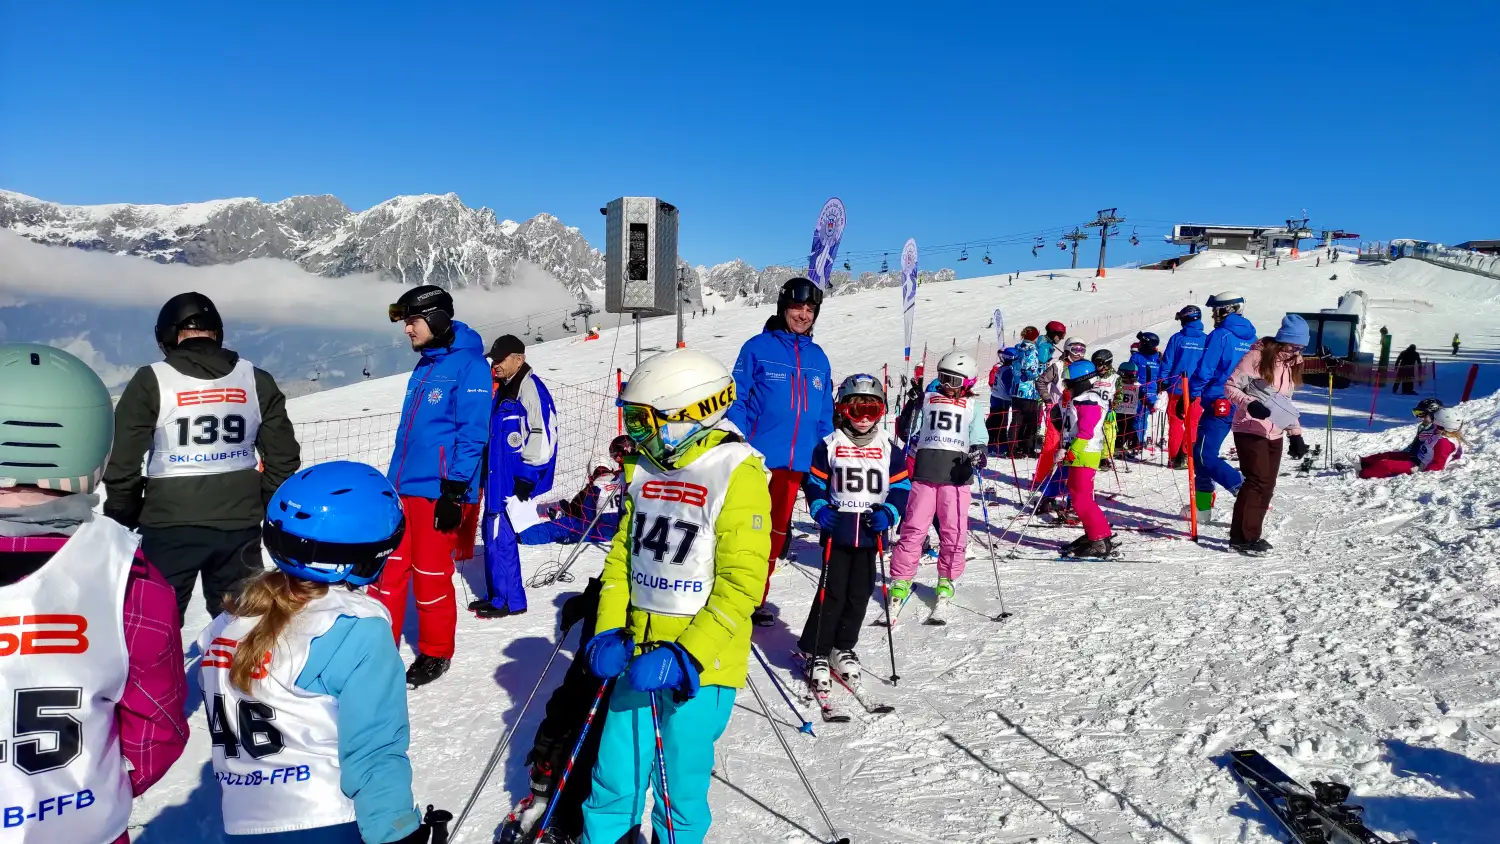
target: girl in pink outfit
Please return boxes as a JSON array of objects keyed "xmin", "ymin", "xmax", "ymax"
[
  {"xmin": 1059, "ymin": 360, "xmax": 1115, "ymax": 559},
  {"xmin": 0, "ymin": 343, "xmax": 190, "ymax": 844},
  {"xmin": 887, "ymin": 351, "xmax": 991, "ymax": 620},
  {"xmin": 1222, "ymin": 315, "xmax": 1310, "ymax": 557}
]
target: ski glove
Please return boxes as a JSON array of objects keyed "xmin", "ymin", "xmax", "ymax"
[
  {"xmin": 1154, "ymin": 393, "xmax": 1169, "ymax": 414},
  {"xmin": 585, "ymin": 628, "xmax": 634, "ymax": 679},
  {"xmin": 967, "ymin": 444, "xmax": 989, "ymax": 470},
  {"xmin": 1246, "ymin": 400, "xmax": 1272, "ymax": 420},
  {"xmin": 812, "ymin": 501, "xmax": 841, "ymax": 531},
  {"xmin": 392, "ymin": 805, "xmax": 452, "ymax": 844},
  {"xmin": 433, "ymin": 479, "xmax": 468, "ymax": 532},
  {"xmin": 865, "ymin": 503, "xmax": 900, "ymax": 533},
  {"xmin": 512, "ymin": 477, "xmax": 536, "ymax": 502},
  {"xmin": 1286, "ymin": 434, "xmax": 1309, "ymax": 460},
  {"xmin": 627, "ymin": 642, "xmax": 701, "ymax": 699}
]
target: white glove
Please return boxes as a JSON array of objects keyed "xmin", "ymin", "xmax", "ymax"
[{"xmin": 1154, "ymin": 393, "xmax": 1168, "ymax": 414}]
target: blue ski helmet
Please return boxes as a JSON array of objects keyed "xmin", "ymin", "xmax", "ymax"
[
  {"xmin": 263, "ymin": 461, "xmax": 406, "ymax": 586},
  {"xmin": 999, "ymin": 346, "xmax": 1018, "ymax": 361},
  {"xmin": 1067, "ymin": 360, "xmax": 1097, "ymax": 380}
]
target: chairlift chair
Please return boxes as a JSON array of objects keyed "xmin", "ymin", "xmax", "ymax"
[
  {"xmin": 959, "ymin": 246, "xmax": 969, "ymax": 261},
  {"xmin": 880, "ymin": 253, "xmax": 889, "ymax": 273},
  {"xmin": 982, "ymin": 248, "xmax": 993, "ymax": 264},
  {"xmin": 843, "ymin": 259, "xmax": 851, "ymax": 271},
  {"xmin": 1057, "ymin": 241, "xmax": 1066, "ymax": 250}
]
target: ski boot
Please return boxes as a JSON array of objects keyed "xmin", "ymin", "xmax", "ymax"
[
  {"xmin": 889, "ymin": 579, "xmax": 913, "ymax": 604},
  {"xmin": 405, "ymin": 654, "xmax": 450, "ymax": 689},
  {"xmin": 1071, "ymin": 538, "xmax": 1115, "ymax": 560},
  {"xmin": 832, "ymin": 649, "xmax": 862, "ymax": 683},
  {"xmin": 1170, "ymin": 454, "xmax": 1188, "ymax": 470},
  {"xmin": 1060, "ymin": 534, "xmax": 1090, "ymax": 557},
  {"xmin": 1229, "ymin": 539, "xmax": 1272, "ymax": 558},
  {"xmin": 807, "ymin": 655, "xmax": 833, "ymax": 696},
  {"xmin": 496, "ymin": 759, "xmax": 556, "ymax": 843},
  {"xmin": 935, "ymin": 577, "xmax": 955, "ymax": 600}
]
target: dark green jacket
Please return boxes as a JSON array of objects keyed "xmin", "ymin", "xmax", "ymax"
[{"xmin": 103, "ymin": 339, "xmax": 301, "ymax": 530}]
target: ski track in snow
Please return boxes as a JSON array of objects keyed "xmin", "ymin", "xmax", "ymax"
[{"xmin": 132, "ymin": 256, "xmax": 1500, "ymax": 843}]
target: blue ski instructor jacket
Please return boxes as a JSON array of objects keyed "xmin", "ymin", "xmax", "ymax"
[
  {"xmin": 387, "ymin": 321, "xmax": 493, "ymax": 502},
  {"xmin": 1162, "ymin": 320, "xmax": 1206, "ymax": 395},
  {"xmin": 1189, "ymin": 313, "xmax": 1258, "ymax": 402},
  {"xmin": 726, "ymin": 317, "xmax": 835, "ymax": 473}
]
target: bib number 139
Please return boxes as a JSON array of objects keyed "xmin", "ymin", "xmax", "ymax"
[{"xmin": 176, "ymin": 414, "xmax": 247, "ymax": 447}]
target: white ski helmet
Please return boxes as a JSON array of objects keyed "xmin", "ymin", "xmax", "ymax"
[
  {"xmin": 936, "ymin": 350, "xmax": 978, "ymax": 390},
  {"xmin": 1432, "ymin": 407, "xmax": 1463, "ymax": 430},
  {"xmin": 1206, "ymin": 290, "xmax": 1245, "ymax": 311},
  {"xmin": 618, "ymin": 348, "xmax": 735, "ymax": 465}
]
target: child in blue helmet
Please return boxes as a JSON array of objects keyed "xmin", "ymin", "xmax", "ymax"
[
  {"xmin": 198, "ymin": 461, "xmax": 449, "ymax": 844},
  {"xmin": 1128, "ymin": 332, "xmax": 1166, "ymax": 453}
]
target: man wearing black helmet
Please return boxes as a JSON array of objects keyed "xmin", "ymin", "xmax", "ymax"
[
  {"xmin": 726, "ymin": 277, "xmax": 835, "ymax": 626},
  {"xmin": 103, "ymin": 291, "xmax": 301, "ymax": 625},
  {"xmin": 374, "ymin": 284, "xmax": 492, "ymax": 688}
]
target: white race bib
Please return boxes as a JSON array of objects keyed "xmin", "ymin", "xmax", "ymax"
[
  {"xmin": 915, "ymin": 393, "xmax": 977, "ymax": 454},
  {"xmin": 1415, "ymin": 431, "xmax": 1459, "ymax": 468},
  {"xmin": 198, "ymin": 589, "xmax": 390, "ymax": 835},
  {"xmin": 1113, "ymin": 382, "xmax": 1140, "ymax": 414},
  {"xmin": 626, "ymin": 439, "xmax": 761, "ymax": 616},
  {"xmin": 0, "ymin": 518, "xmax": 135, "ymax": 844},
  {"xmin": 146, "ymin": 359, "xmax": 262, "ymax": 478},
  {"xmin": 823, "ymin": 430, "xmax": 893, "ymax": 512}
]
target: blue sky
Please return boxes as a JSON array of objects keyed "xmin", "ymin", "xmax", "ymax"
[{"xmin": 2, "ymin": 0, "xmax": 1495, "ymax": 275}]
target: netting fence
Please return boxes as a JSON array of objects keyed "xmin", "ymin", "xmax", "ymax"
[{"xmin": 293, "ymin": 372, "xmax": 622, "ymax": 505}]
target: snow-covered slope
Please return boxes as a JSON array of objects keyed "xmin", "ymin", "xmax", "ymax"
[{"xmin": 134, "ymin": 254, "xmax": 1500, "ymax": 844}]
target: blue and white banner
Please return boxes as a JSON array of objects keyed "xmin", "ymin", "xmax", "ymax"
[
  {"xmin": 807, "ymin": 197, "xmax": 846, "ymax": 292},
  {"xmin": 901, "ymin": 238, "xmax": 918, "ymax": 364}
]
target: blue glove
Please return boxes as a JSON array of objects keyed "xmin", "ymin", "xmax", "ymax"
[
  {"xmin": 865, "ymin": 503, "xmax": 899, "ymax": 533},
  {"xmin": 627, "ymin": 642, "xmax": 701, "ymax": 698},
  {"xmin": 585, "ymin": 628, "xmax": 634, "ymax": 679},
  {"xmin": 812, "ymin": 502, "xmax": 840, "ymax": 531}
]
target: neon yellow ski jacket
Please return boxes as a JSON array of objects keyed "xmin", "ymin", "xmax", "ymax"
[{"xmin": 596, "ymin": 429, "xmax": 772, "ymax": 688}]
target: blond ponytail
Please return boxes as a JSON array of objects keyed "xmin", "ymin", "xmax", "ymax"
[{"xmin": 222, "ymin": 571, "xmax": 328, "ymax": 694}]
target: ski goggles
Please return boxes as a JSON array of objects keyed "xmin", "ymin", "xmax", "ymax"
[
  {"xmin": 781, "ymin": 278, "xmax": 822, "ymax": 306},
  {"xmin": 619, "ymin": 387, "xmax": 735, "ymax": 443},
  {"xmin": 937, "ymin": 370, "xmax": 971, "ymax": 390},
  {"xmin": 837, "ymin": 395, "xmax": 885, "ymax": 425},
  {"xmin": 1065, "ymin": 342, "xmax": 1087, "ymax": 357}
]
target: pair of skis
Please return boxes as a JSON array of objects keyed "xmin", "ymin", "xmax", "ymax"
[
  {"xmin": 1229, "ymin": 749, "xmax": 1417, "ymax": 844},
  {"xmin": 790, "ymin": 651, "xmax": 894, "ymax": 723},
  {"xmin": 880, "ymin": 588, "xmax": 951, "ymax": 627}
]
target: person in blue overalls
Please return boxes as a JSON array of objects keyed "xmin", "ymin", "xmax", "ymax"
[
  {"xmin": 472, "ymin": 334, "xmax": 557, "ymax": 619},
  {"xmin": 1188, "ymin": 292, "xmax": 1257, "ymax": 525}
]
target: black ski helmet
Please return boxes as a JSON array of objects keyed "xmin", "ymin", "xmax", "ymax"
[
  {"xmin": 155, "ymin": 292, "xmax": 223, "ymax": 353},
  {"xmin": 1090, "ymin": 349, "xmax": 1113, "ymax": 371},
  {"xmin": 1136, "ymin": 332, "xmax": 1161, "ymax": 354},
  {"xmin": 776, "ymin": 277, "xmax": 822, "ymax": 319},
  {"xmin": 1177, "ymin": 305, "xmax": 1201, "ymax": 324},
  {"xmin": 389, "ymin": 285, "xmax": 455, "ymax": 338}
]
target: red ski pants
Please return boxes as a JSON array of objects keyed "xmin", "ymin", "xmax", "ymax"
[
  {"xmin": 762, "ymin": 469, "xmax": 803, "ymax": 603},
  {"xmin": 1167, "ymin": 396, "xmax": 1201, "ymax": 460},
  {"xmin": 369, "ymin": 494, "xmax": 477, "ymax": 659},
  {"xmin": 1358, "ymin": 451, "xmax": 1418, "ymax": 479}
]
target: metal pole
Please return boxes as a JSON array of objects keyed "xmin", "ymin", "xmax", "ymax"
[
  {"xmin": 633, "ymin": 312, "xmax": 642, "ymax": 369},
  {"xmin": 676, "ymin": 266, "xmax": 686, "ymax": 349}
]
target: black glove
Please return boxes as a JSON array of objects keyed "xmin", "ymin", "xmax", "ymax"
[
  {"xmin": 1286, "ymin": 434, "xmax": 1308, "ymax": 460},
  {"xmin": 560, "ymin": 577, "xmax": 603, "ymax": 634},
  {"xmin": 433, "ymin": 479, "xmax": 468, "ymax": 533},
  {"xmin": 1246, "ymin": 400, "xmax": 1271, "ymax": 420},
  {"xmin": 394, "ymin": 805, "xmax": 453, "ymax": 844},
  {"xmin": 103, "ymin": 492, "xmax": 144, "ymax": 531},
  {"xmin": 512, "ymin": 477, "xmax": 536, "ymax": 502}
]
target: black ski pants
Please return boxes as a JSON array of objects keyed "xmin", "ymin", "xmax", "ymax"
[
  {"xmin": 797, "ymin": 544, "xmax": 876, "ymax": 657},
  {"xmin": 139, "ymin": 524, "xmax": 262, "ymax": 627},
  {"xmin": 1009, "ymin": 398, "xmax": 1041, "ymax": 456}
]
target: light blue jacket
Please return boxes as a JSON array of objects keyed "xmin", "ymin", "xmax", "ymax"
[
  {"xmin": 296, "ymin": 616, "xmax": 421, "ymax": 843},
  {"xmin": 1008, "ymin": 341, "xmax": 1043, "ymax": 401}
]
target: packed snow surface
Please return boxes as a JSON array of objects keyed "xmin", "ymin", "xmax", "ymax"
[{"xmin": 134, "ymin": 254, "xmax": 1500, "ymax": 843}]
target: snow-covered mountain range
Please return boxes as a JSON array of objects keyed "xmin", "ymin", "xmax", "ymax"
[{"xmin": 0, "ymin": 189, "xmax": 952, "ymax": 305}]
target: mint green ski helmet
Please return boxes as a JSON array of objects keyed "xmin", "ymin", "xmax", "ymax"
[{"xmin": 0, "ymin": 343, "xmax": 114, "ymax": 493}]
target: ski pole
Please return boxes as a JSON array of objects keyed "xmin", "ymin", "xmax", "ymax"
[
  {"xmin": 530, "ymin": 502, "xmax": 610, "ymax": 588},
  {"xmin": 533, "ymin": 678, "xmax": 612, "ymax": 840},
  {"xmin": 751, "ymin": 644, "xmax": 815, "ymax": 735},
  {"xmin": 648, "ymin": 691, "xmax": 679, "ymax": 844},
  {"xmin": 809, "ymin": 533, "xmax": 834, "ymax": 668},
  {"xmin": 745, "ymin": 676, "xmax": 850, "ymax": 844},
  {"xmin": 976, "ymin": 485, "xmax": 1012, "ymax": 622},
  {"xmin": 450, "ymin": 625, "xmax": 575, "ymax": 841},
  {"xmin": 874, "ymin": 534, "xmax": 900, "ymax": 683}
]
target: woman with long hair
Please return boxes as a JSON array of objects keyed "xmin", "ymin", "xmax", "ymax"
[
  {"xmin": 198, "ymin": 461, "xmax": 449, "ymax": 843},
  {"xmin": 1223, "ymin": 315, "xmax": 1311, "ymax": 557}
]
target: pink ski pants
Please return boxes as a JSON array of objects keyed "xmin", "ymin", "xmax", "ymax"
[
  {"xmin": 1066, "ymin": 466, "xmax": 1111, "ymax": 541},
  {"xmin": 890, "ymin": 479, "xmax": 971, "ymax": 581}
]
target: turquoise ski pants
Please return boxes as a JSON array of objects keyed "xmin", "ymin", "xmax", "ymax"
[{"xmin": 581, "ymin": 684, "xmax": 736, "ymax": 844}]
